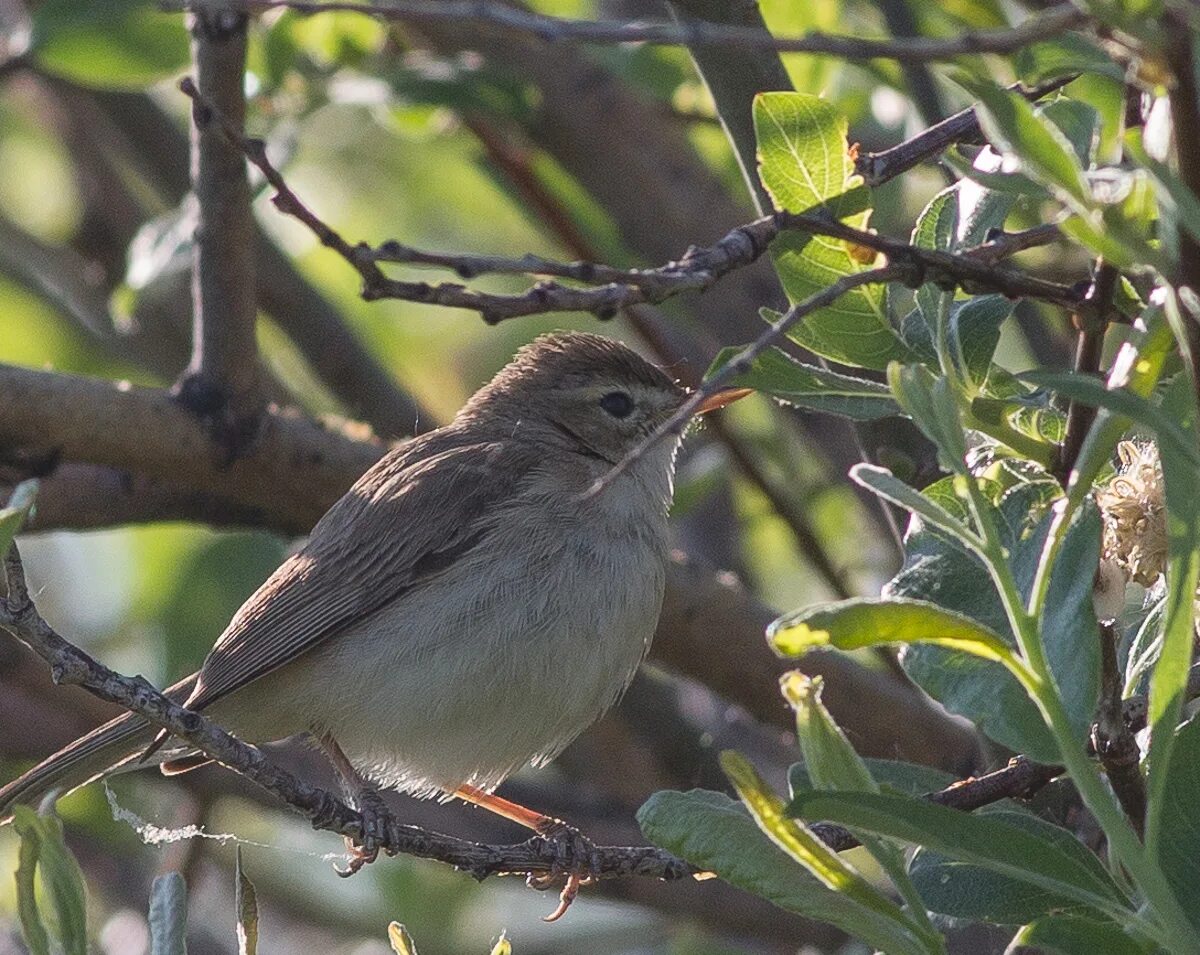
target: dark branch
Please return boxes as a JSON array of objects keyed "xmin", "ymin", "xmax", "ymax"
[
  {"xmin": 854, "ymin": 76, "xmax": 1077, "ymax": 188},
  {"xmin": 1091, "ymin": 621, "xmax": 1145, "ymax": 835}
]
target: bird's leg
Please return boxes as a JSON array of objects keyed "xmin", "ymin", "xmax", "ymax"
[
  {"xmin": 316, "ymin": 733, "xmax": 392, "ymax": 877},
  {"xmin": 453, "ymin": 784, "xmax": 599, "ymax": 922}
]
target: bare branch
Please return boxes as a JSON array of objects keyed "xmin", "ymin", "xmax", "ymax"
[
  {"xmin": 172, "ymin": 0, "xmax": 1085, "ymax": 62},
  {"xmin": 855, "ymin": 75, "xmax": 1077, "ymax": 188},
  {"xmin": 175, "ymin": 79, "xmax": 1091, "ymax": 324}
]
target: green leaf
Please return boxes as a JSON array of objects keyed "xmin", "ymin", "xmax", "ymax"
[
  {"xmin": 13, "ymin": 807, "xmax": 50, "ymax": 955},
  {"xmin": 887, "ymin": 364, "xmax": 969, "ymax": 470},
  {"xmin": 950, "ymin": 295, "xmax": 1016, "ymax": 385},
  {"xmin": 781, "ymin": 674, "xmax": 940, "ymax": 942},
  {"xmin": 909, "ymin": 811, "xmax": 1104, "ymax": 924},
  {"xmin": 0, "ymin": 479, "xmax": 38, "ymax": 562},
  {"xmin": 148, "ymin": 873, "xmax": 187, "ymax": 955},
  {"xmin": 637, "ymin": 789, "xmax": 928, "ymax": 955},
  {"xmin": 1037, "ymin": 100, "xmax": 1100, "ymax": 169},
  {"xmin": 849, "ymin": 464, "xmax": 981, "ymax": 550},
  {"xmin": 235, "ymin": 847, "xmax": 259, "ymax": 955},
  {"xmin": 1151, "ymin": 715, "xmax": 1200, "ymax": 932},
  {"xmin": 788, "ymin": 791, "xmax": 1130, "ymax": 919},
  {"xmin": 711, "ymin": 343, "xmax": 901, "ymax": 420},
  {"xmin": 31, "ymin": 0, "xmax": 189, "ymax": 89},
  {"xmin": 1019, "ymin": 371, "xmax": 1200, "ymax": 470},
  {"xmin": 769, "ymin": 597, "xmax": 1019, "ymax": 668},
  {"xmin": 719, "ymin": 753, "xmax": 931, "ymax": 954},
  {"xmin": 790, "ymin": 759, "xmax": 955, "ymax": 807},
  {"xmin": 956, "ymin": 77, "xmax": 1092, "ymax": 209},
  {"xmin": 388, "ymin": 922, "xmax": 419, "ymax": 955},
  {"xmin": 1015, "ymin": 36, "xmax": 1126, "ymax": 83},
  {"xmin": 754, "ymin": 91, "xmax": 910, "ymax": 370},
  {"xmin": 1009, "ymin": 915, "xmax": 1155, "ymax": 955},
  {"xmin": 11, "ymin": 806, "xmax": 88, "ymax": 955}
]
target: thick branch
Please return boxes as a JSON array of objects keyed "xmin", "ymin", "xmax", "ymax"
[
  {"xmin": 179, "ymin": 7, "xmax": 262, "ymax": 453},
  {"xmin": 173, "ymin": 0, "xmax": 1085, "ymax": 62}
]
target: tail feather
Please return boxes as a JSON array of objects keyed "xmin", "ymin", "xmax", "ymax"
[{"xmin": 1, "ymin": 674, "xmax": 199, "ymax": 825}]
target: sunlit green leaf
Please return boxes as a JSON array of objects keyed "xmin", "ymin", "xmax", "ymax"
[
  {"xmin": 1009, "ymin": 915, "xmax": 1155, "ymax": 955},
  {"xmin": 754, "ymin": 92, "xmax": 910, "ymax": 369},
  {"xmin": 770, "ymin": 597, "xmax": 1019, "ymax": 667}
]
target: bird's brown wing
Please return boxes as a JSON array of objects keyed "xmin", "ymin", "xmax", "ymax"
[{"xmin": 187, "ymin": 436, "xmax": 522, "ymax": 711}]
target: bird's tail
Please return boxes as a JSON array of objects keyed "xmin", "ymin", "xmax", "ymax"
[{"xmin": 0, "ymin": 675, "xmax": 198, "ymax": 825}]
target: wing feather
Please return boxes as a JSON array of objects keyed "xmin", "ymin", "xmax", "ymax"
[{"xmin": 187, "ymin": 435, "xmax": 521, "ymax": 710}]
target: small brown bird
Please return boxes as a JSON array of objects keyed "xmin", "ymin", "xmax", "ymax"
[{"xmin": 0, "ymin": 332, "xmax": 748, "ymax": 918}]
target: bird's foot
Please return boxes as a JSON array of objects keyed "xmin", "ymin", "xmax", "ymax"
[
  {"xmin": 334, "ymin": 785, "xmax": 393, "ymax": 878},
  {"xmin": 526, "ymin": 819, "xmax": 600, "ymax": 922}
]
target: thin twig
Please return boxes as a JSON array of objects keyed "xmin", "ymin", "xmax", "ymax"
[
  {"xmin": 1054, "ymin": 260, "xmax": 1118, "ymax": 484},
  {"xmin": 0, "ymin": 544, "xmax": 692, "ymax": 884},
  {"xmin": 585, "ymin": 266, "xmax": 905, "ymax": 498},
  {"xmin": 1092, "ymin": 621, "xmax": 1146, "ymax": 835},
  {"xmin": 176, "ymin": 80, "xmax": 1089, "ymax": 322},
  {"xmin": 170, "ymin": 0, "xmax": 1085, "ymax": 62}
]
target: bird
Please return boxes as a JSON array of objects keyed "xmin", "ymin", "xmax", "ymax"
[{"xmin": 0, "ymin": 331, "xmax": 749, "ymax": 919}]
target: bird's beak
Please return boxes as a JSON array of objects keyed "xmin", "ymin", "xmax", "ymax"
[{"xmin": 693, "ymin": 387, "xmax": 753, "ymax": 415}]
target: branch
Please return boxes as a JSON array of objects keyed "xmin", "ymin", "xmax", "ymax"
[
  {"xmin": 178, "ymin": 7, "xmax": 263, "ymax": 456},
  {"xmin": 0, "ymin": 544, "xmax": 691, "ymax": 885},
  {"xmin": 854, "ymin": 75, "xmax": 1077, "ymax": 188},
  {"xmin": 1091, "ymin": 621, "xmax": 1145, "ymax": 835},
  {"xmin": 175, "ymin": 79, "xmax": 1090, "ymax": 322},
  {"xmin": 172, "ymin": 0, "xmax": 1085, "ymax": 62}
]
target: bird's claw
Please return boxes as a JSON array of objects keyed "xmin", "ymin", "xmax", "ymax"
[
  {"xmin": 527, "ymin": 819, "xmax": 600, "ymax": 922},
  {"xmin": 333, "ymin": 787, "xmax": 392, "ymax": 878}
]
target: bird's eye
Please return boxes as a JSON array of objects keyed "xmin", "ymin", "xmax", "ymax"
[{"xmin": 599, "ymin": 391, "xmax": 635, "ymax": 418}]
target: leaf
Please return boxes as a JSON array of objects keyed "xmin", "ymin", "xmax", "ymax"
[
  {"xmin": 1008, "ymin": 915, "xmax": 1155, "ymax": 955},
  {"xmin": 886, "ymin": 490, "xmax": 1097, "ymax": 762},
  {"xmin": 637, "ymin": 789, "xmax": 927, "ymax": 955},
  {"xmin": 754, "ymin": 92, "xmax": 911, "ymax": 370},
  {"xmin": 0, "ymin": 479, "xmax": 37, "ymax": 563},
  {"xmin": 1151, "ymin": 716, "xmax": 1200, "ymax": 932},
  {"xmin": 13, "ymin": 807, "xmax": 50, "ymax": 955},
  {"xmin": 781, "ymin": 674, "xmax": 938, "ymax": 939},
  {"xmin": 388, "ymin": 923, "xmax": 418, "ymax": 955},
  {"xmin": 789, "ymin": 791, "xmax": 1130, "ymax": 919},
  {"xmin": 1015, "ymin": 35, "xmax": 1126, "ymax": 83},
  {"xmin": 887, "ymin": 364, "xmax": 969, "ymax": 471},
  {"xmin": 711, "ymin": 343, "xmax": 901, "ymax": 421},
  {"xmin": 719, "ymin": 753, "xmax": 930, "ymax": 954},
  {"xmin": 235, "ymin": 847, "xmax": 258, "ymax": 955},
  {"xmin": 1019, "ymin": 370, "xmax": 1200, "ymax": 469},
  {"xmin": 908, "ymin": 810, "xmax": 1104, "ymax": 924},
  {"xmin": 11, "ymin": 806, "xmax": 88, "ymax": 955},
  {"xmin": 789, "ymin": 759, "xmax": 955, "ymax": 807},
  {"xmin": 31, "ymin": 0, "xmax": 189, "ymax": 89},
  {"xmin": 950, "ymin": 295, "xmax": 1015, "ymax": 384},
  {"xmin": 148, "ymin": 873, "xmax": 187, "ymax": 955},
  {"xmin": 956, "ymin": 77, "xmax": 1092, "ymax": 209},
  {"xmin": 488, "ymin": 932, "xmax": 512, "ymax": 955},
  {"xmin": 769, "ymin": 597, "xmax": 1019, "ymax": 667}
]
